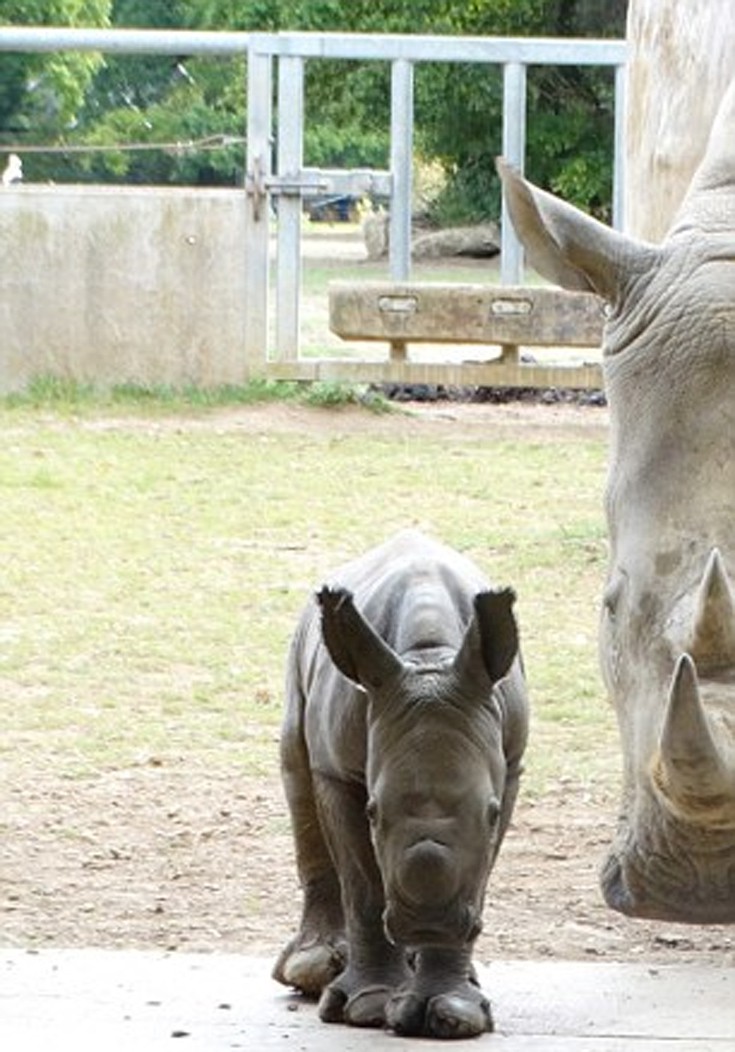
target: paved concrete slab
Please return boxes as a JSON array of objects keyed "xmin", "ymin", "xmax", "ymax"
[{"xmin": 1, "ymin": 950, "xmax": 733, "ymax": 1051}]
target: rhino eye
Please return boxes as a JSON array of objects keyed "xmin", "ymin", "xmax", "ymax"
[
  {"xmin": 487, "ymin": 799, "xmax": 500, "ymax": 828},
  {"xmin": 603, "ymin": 574, "xmax": 625, "ymax": 621},
  {"xmin": 366, "ymin": 799, "xmax": 378, "ymax": 824}
]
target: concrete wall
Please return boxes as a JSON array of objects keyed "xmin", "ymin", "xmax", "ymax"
[{"xmin": 0, "ymin": 184, "xmax": 248, "ymax": 392}]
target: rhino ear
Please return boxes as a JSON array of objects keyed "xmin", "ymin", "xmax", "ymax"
[
  {"xmin": 496, "ymin": 157, "xmax": 658, "ymax": 304},
  {"xmin": 317, "ymin": 586, "xmax": 404, "ymax": 692},
  {"xmin": 453, "ymin": 588, "xmax": 519, "ymax": 691}
]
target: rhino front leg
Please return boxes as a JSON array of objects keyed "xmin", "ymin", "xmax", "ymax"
[
  {"xmin": 273, "ymin": 717, "xmax": 347, "ymax": 997},
  {"xmin": 313, "ymin": 775, "xmax": 411, "ymax": 1028},
  {"xmin": 386, "ymin": 946, "xmax": 493, "ymax": 1038}
]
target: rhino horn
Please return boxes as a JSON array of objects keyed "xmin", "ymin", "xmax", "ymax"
[
  {"xmin": 453, "ymin": 588, "xmax": 519, "ymax": 692},
  {"xmin": 688, "ymin": 549, "xmax": 735, "ymax": 672},
  {"xmin": 317, "ymin": 586, "xmax": 404, "ymax": 692},
  {"xmin": 671, "ymin": 77, "xmax": 735, "ymax": 235},
  {"xmin": 655, "ymin": 654, "xmax": 735, "ymax": 825}
]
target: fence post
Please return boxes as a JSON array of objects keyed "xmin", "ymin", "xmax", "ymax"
[
  {"xmin": 613, "ymin": 61, "xmax": 626, "ymax": 231},
  {"xmin": 275, "ymin": 55, "xmax": 305, "ymax": 361},
  {"xmin": 244, "ymin": 39, "xmax": 273, "ymax": 374},
  {"xmin": 500, "ymin": 61, "xmax": 527, "ymax": 286},
  {"xmin": 390, "ymin": 58, "xmax": 414, "ymax": 284}
]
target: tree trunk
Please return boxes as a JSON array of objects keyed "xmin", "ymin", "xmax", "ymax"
[{"xmin": 625, "ymin": 0, "xmax": 735, "ymax": 241}]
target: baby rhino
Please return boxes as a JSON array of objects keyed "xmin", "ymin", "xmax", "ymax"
[{"xmin": 273, "ymin": 530, "xmax": 529, "ymax": 1038}]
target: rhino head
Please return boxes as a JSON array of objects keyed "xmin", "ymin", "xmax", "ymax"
[
  {"xmin": 318, "ymin": 585, "xmax": 521, "ymax": 948},
  {"xmin": 498, "ymin": 79, "xmax": 735, "ymax": 923}
]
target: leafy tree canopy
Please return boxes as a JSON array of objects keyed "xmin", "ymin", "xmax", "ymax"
[{"xmin": 0, "ymin": 0, "xmax": 110, "ymax": 139}]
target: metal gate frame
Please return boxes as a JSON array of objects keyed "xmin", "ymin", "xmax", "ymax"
[
  {"xmin": 243, "ymin": 33, "xmax": 626, "ymax": 376},
  {"xmin": 0, "ymin": 26, "xmax": 627, "ymax": 382}
]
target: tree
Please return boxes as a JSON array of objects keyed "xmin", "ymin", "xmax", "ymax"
[
  {"xmin": 0, "ymin": 0, "xmax": 111, "ymax": 176},
  {"xmin": 67, "ymin": 0, "xmax": 247, "ymax": 185},
  {"xmin": 624, "ymin": 0, "xmax": 734, "ymax": 239}
]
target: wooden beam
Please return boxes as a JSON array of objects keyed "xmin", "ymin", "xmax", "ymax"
[
  {"xmin": 329, "ymin": 282, "xmax": 605, "ymax": 347},
  {"xmin": 262, "ymin": 358, "xmax": 602, "ymax": 390}
]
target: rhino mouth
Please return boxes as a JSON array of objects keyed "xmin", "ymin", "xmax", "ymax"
[
  {"xmin": 383, "ymin": 899, "xmax": 482, "ymax": 949},
  {"xmin": 601, "ymin": 841, "xmax": 735, "ymax": 924}
]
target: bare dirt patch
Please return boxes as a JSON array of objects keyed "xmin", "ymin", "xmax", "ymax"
[
  {"xmin": 1, "ymin": 402, "xmax": 733, "ymax": 969},
  {"xmin": 79, "ymin": 397, "xmax": 610, "ymax": 443},
  {"xmin": 3, "ymin": 765, "xmax": 733, "ymax": 967}
]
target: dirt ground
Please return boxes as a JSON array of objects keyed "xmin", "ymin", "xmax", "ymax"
[
  {"xmin": 1, "ymin": 401, "xmax": 733, "ymax": 970},
  {"xmin": 3, "ymin": 764, "xmax": 733, "ymax": 970}
]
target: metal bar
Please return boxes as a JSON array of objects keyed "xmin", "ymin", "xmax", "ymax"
[
  {"xmin": 501, "ymin": 61, "xmax": 527, "ymax": 284},
  {"xmin": 263, "ymin": 32, "xmax": 626, "ymax": 66},
  {"xmin": 0, "ymin": 27, "xmax": 625, "ymax": 65},
  {"xmin": 613, "ymin": 62, "xmax": 626, "ymax": 231},
  {"xmin": 390, "ymin": 59, "xmax": 414, "ymax": 283},
  {"xmin": 275, "ymin": 56, "xmax": 305, "ymax": 362},
  {"xmin": 243, "ymin": 45, "xmax": 272, "ymax": 374},
  {"xmin": 267, "ymin": 168, "xmax": 392, "ymax": 197},
  {"xmin": 0, "ymin": 25, "xmax": 251, "ymax": 55}
]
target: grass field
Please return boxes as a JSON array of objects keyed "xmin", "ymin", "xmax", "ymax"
[{"xmin": 0, "ymin": 389, "xmax": 616, "ymax": 799}]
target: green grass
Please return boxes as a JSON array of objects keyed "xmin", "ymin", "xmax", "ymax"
[
  {"xmin": 0, "ymin": 397, "xmax": 617, "ymax": 796},
  {"xmin": 2, "ymin": 375, "xmax": 389, "ymax": 413}
]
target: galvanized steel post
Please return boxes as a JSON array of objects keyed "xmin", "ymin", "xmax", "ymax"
[
  {"xmin": 613, "ymin": 62, "xmax": 626, "ymax": 231},
  {"xmin": 390, "ymin": 58, "xmax": 414, "ymax": 284},
  {"xmin": 275, "ymin": 55, "xmax": 305, "ymax": 362},
  {"xmin": 244, "ymin": 40, "xmax": 273, "ymax": 374},
  {"xmin": 501, "ymin": 61, "xmax": 527, "ymax": 285}
]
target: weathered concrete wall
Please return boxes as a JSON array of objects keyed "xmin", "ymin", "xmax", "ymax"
[
  {"xmin": 0, "ymin": 184, "xmax": 248, "ymax": 392},
  {"xmin": 625, "ymin": 0, "xmax": 735, "ymax": 241}
]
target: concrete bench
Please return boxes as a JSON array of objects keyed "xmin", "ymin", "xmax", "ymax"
[{"xmin": 328, "ymin": 281, "xmax": 606, "ymax": 388}]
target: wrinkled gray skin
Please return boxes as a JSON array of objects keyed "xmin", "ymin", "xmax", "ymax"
[
  {"xmin": 497, "ymin": 78, "xmax": 735, "ymax": 924},
  {"xmin": 273, "ymin": 530, "xmax": 528, "ymax": 1037}
]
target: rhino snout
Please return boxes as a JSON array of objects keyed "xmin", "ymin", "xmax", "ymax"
[
  {"xmin": 382, "ymin": 839, "xmax": 482, "ymax": 947},
  {"xmin": 398, "ymin": 839, "xmax": 460, "ymax": 905}
]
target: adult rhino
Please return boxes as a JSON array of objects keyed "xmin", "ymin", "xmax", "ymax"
[
  {"xmin": 497, "ymin": 78, "xmax": 735, "ymax": 924},
  {"xmin": 273, "ymin": 530, "xmax": 529, "ymax": 1037}
]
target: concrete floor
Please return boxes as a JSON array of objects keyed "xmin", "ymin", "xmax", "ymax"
[{"xmin": 1, "ymin": 949, "xmax": 733, "ymax": 1051}]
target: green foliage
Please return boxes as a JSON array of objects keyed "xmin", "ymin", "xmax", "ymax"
[{"xmin": 0, "ymin": 0, "xmax": 110, "ymax": 154}]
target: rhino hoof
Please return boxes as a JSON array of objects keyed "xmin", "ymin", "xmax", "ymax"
[
  {"xmin": 385, "ymin": 990, "xmax": 426, "ymax": 1036},
  {"xmin": 318, "ymin": 980, "xmax": 348, "ymax": 1023},
  {"xmin": 273, "ymin": 939, "xmax": 345, "ymax": 997},
  {"xmin": 426, "ymin": 991, "xmax": 494, "ymax": 1038},
  {"xmin": 346, "ymin": 985, "xmax": 394, "ymax": 1028},
  {"xmin": 319, "ymin": 981, "xmax": 391, "ymax": 1028}
]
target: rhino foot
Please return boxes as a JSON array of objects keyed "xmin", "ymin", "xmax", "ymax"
[
  {"xmin": 386, "ymin": 983, "xmax": 493, "ymax": 1039},
  {"xmin": 272, "ymin": 934, "xmax": 346, "ymax": 998}
]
